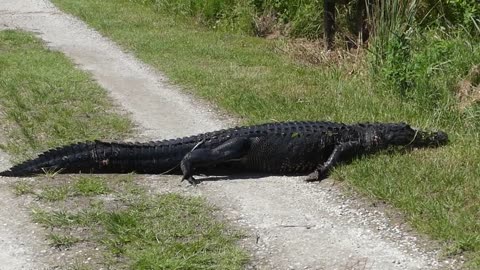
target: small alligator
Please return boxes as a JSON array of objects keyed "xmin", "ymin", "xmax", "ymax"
[{"xmin": 0, "ymin": 121, "xmax": 448, "ymax": 184}]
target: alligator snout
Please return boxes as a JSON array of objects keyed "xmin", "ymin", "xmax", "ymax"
[{"xmin": 432, "ymin": 131, "xmax": 448, "ymax": 146}]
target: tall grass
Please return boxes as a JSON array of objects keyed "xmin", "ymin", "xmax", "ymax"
[
  {"xmin": 134, "ymin": 0, "xmax": 325, "ymax": 38},
  {"xmin": 367, "ymin": 0, "xmax": 480, "ymax": 129},
  {"xmin": 135, "ymin": 0, "xmax": 479, "ymax": 41},
  {"xmin": 368, "ymin": 0, "xmax": 418, "ymax": 69}
]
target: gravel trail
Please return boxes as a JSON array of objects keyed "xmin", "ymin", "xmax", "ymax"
[{"xmin": 0, "ymin": 1, "xmax": 456, "ymax": 269}]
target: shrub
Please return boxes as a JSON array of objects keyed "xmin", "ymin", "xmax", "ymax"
[
  {"xmin": 443, "ymin": 0, "xmax": 480, "ymax": 34},
  {"xmin": 368, "ymin": 0, "xmax": 480, "ymax": 126},
  {"xmin": 289, "ymin": 0, "xmax": 324, "ymax": 39}
]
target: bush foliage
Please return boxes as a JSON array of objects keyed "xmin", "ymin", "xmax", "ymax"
[
  {"xmin": 367, "ymin": 0, "xmax": 480, "ymax": 126},
  {"xmin": 132, "ymin": 0, "xmax": 479, "ymax": 38},
  {"xmin": 133, "ymin": 0, "xmax": 480, "ymax": 121}
]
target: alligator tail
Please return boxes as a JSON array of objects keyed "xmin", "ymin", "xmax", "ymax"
[
  {"xmin": 0, "ymin": 140, "xmax": 182, "ymax": 177},
  {"xmin": 0, "ymin": 141, "xmax": 104, "ymax": 176}
]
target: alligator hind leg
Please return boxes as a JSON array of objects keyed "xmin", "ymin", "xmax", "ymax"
[
  {"xmin": 180, "ymin": 137, "xmax": 251, "ymax": 184},
  {"xmin": 305, "ymin": 141, "xmax": 361, "ymax": 182}
]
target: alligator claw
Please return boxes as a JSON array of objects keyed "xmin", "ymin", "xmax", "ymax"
[
  {"xmin": 305, "ymin": 171, "xmax": 319, "ymax": 182},
  {"xmin": 181, "ymin": 175, "xmax": 200, "ymax": 185},
  {"xmin": 305, "ymin": 168, "xmax": 328, "ymax": 182}
]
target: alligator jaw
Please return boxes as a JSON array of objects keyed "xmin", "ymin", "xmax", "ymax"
[{"xmin": 413, "ymin": 129, "xmax": 449, "ymax": 147}]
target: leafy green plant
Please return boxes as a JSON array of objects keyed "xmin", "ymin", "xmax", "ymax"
[
  {"xmin": 215, "ymin": 0, "xmax": 256, "ymax": 34},
  {"xmin": 378, "ymin": 31, "xmax": 415, "ymax": 96},
  {"xmin": 444, "ymin": 0, "xmax": 480, "ymax": 33},
  {"xmin": 289, "ymin": 0, "xmax": 323, "ymax": 39},
  {"xmin": 371, "ymin": 21, "xmax": 480, "ymax": 116},
  {"xmin": 368, "ymin": 0, "xmax": 417, "ymax": 97}
]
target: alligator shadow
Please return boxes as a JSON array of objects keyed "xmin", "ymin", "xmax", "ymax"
[
  {"xmin": 196, "ymin": 172, "xmax": 277, "ymax": 182},
  {"xmin": 194, "ymin": 166, "xmax": 308, "ymax": 182},
  {"xmin": 194, "ymin": 147, "xmax": 418, "ymax": 183}
]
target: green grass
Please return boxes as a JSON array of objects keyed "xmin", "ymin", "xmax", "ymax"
[
  {"xmin": 50, "ymin": 0, "xmax": 480, "ymax": 266},
  {"xmin": 11, "ymin": 180, "xmax": 34, "ymax": 196},
  {"xmin": 73, "ymin": 176, "xmax": 110, "ymax": 196},
  {"xmin": 104, "ymin": 192, "xmax": 246, "ymax": 269},
  {"xmin": 29, "ymin": 176, "xmax": 248, "ymax": 269},
  {"xmin": 0, "ymin": 30, "xmax": 248, "ymax": 269},
  {"xmin": 32, "ymin": 208, "xmax": 82, "ymax": 227},
  {"xmin": 48, "ymin": 232, "xmax": 81, "ymax": 249},
  {"xmin": 25, "ymin": 176, "xmax": 110, "ymax": 201},
  {"xmin": 0, "ymin": 30, "xmax": 133, "ymax": 161},
  {"xmin": 38, "ymin": 185, "xmax": 70, "ymax": 201}
]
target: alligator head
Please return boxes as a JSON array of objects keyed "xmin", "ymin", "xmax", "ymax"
[{"xmin": 382, "ymin": 123, "xmax": 448, "ymax": 148}]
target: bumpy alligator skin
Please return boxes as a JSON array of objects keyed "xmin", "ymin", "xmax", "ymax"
[{"xmin": 0, "ymin": 121, "xmax": 448, "ymax": 184}]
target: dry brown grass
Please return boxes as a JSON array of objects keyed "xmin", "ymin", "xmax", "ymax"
[
  {"xmin": 253, "ymin": 10, "xmax": 286, "ymax": 39},
  {"xmin": 456, "ymin": 65, "xmax": 480, "ymax": 111},
  {"xmin": 275, "ymin": 38, "xmax": 366, "ymax": 73}
]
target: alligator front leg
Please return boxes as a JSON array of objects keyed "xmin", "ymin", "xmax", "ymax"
[
  {"xmin": 180, "ymin": 137, "xmax": 251, "ymax": 184},
  {"xmin": 305, "ymin": 141, "xmax": 361, "ymax": 182}
]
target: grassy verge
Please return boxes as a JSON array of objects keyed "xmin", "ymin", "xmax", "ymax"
[
  {"xmin": 0, "ymin": 30, "xmax": 132, "ymax": 161},
  {"xmin": 13, "ymin": 175, "xmax": 247, "ymax": 269},
  {"xmin": 49, "ymin": 0, "xmax": 472, "ymax": 126},
  {"xmin": 50, "ymin": 0, "xmax": 480, "ymax": 266},
  {"xmin": 0, "ymin": 30, "xmax": 247, "ymax": 269}
]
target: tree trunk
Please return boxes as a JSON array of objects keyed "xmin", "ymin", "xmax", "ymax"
[{"xmin": 324, "ymin": 0, "xmax": 336, "ymax": 50}]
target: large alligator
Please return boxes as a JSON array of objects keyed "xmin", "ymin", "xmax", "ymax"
[{"xmin": 0, "ymin": 121, "xmax": 448, "ymax": 184}]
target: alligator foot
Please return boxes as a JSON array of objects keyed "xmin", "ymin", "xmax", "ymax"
[
  {"xmin": 181, "ymin": 175, "xmax": 200, "ymax": 185},
  {"xmin": 304, "ymin": 168, "xmax": 328, "ymax": 182}
]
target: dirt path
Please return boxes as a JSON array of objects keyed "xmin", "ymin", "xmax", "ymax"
[{"xmin": 0, "ymin": 1, "xmax": 457, "ymax": 269}]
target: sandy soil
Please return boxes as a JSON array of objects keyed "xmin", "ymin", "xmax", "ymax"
[{"xmin": 0, "ymin": 1, "xmax": 460, "ymax": 269}]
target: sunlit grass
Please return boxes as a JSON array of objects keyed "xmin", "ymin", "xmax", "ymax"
[
  {"xmin": 29, "ymin": 176, "xmax": 248, "ymax": 269},
  {"xmin": 0, "ymin": 30, "xmax": 133, "ymax": 161}
]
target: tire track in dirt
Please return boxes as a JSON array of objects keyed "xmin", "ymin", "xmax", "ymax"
[{"xmin": 0, "ymin": 1, "xmax": 458, "ymax": 269}]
